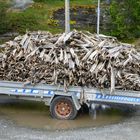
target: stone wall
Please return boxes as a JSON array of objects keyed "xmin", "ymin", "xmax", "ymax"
[{"xmin": 53, "ymin": 5, "xmax": 111, "ymax": 33}]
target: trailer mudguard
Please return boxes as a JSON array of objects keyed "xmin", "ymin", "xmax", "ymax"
[{"xmin": 49, "ymin": 92, "xmax": 81, "ymax": 110}]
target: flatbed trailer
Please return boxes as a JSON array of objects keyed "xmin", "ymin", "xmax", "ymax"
[{"xmin": 0, "ymin": 80, "xmax": 140, "ymax": 119}]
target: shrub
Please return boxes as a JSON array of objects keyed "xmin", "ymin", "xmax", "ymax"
[{"xmin": 110, "ymin": 0, "xmax": 140, "ymax": 39}]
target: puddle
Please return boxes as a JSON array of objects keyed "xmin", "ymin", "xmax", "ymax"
[{"xmin": 0, "ymin": 98, "xmax": 128, "ymax": 130}]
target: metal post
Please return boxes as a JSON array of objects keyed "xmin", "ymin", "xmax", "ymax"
[
  {"xmin": 65, "ymin": 0, "xmax": 70, "ymax": 34},
  {"xmin": 97, "ymin": 0, "xmax": 100, "ymax": 35}
]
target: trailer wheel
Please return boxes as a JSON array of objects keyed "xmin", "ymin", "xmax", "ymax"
[{"xmin": 50, "ymin": 96, "xmax": 78, "ymax": 120}]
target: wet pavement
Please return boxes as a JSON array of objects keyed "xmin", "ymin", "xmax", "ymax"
[
  {"xmin": 0, "ymin": 97, "xmax": 140, "ymax": 140},
  {"xmin": 0, "ymin": 96, "xmax": 127, "ymax": 130},
  {"xmin": 0, "ymin": 102, "xmax": 126, "ymax": 130}
]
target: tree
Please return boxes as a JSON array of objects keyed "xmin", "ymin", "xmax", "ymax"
[{"xmin": 110, "ymin": 0, "xmax": 140, "ymax": 39}]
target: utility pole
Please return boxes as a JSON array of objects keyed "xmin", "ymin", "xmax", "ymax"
[
  {"xmin": 65, "ymin": 0, "xmax": 70, "ymax": 34},
  {"xmin": 97, "ymin": 0, "xmax": 100, "ymax": 35}
]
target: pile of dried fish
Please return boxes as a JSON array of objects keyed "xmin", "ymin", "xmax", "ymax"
[{"xmin": 0, "ymin": 30, "xmax": 140, "ymax": 91}]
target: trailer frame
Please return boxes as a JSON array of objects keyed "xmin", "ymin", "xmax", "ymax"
[{"xmin": 0, "ymin": 80, "xmax": 140, "ymax": 119}]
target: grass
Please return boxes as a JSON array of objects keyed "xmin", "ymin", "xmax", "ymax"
[
  {"xmin": 3, "ymin": 0, "xmax": 97, "ymax": 34},
  {"xmin": 34, "ymin": 0, "xmax": 95, "ymax": 6},
  {"xmin": 1, "ymin": 0, "xmax": 138, "ymax": 43},
  {"xmin": 0, "ymin": 0, "xmax": 97, "ymax": 44}
]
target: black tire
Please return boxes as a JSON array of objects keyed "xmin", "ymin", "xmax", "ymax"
[{"xmin": 50, "ymin": 96, "xmax": 78, "ymax": 120}]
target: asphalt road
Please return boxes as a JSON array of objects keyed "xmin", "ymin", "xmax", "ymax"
[{"xmin": 0, "ymin": 113, "xmax": 140, "ymax": 140}]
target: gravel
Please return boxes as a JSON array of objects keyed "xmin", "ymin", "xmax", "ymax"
[{"xmin": 0, "ymin": 114, "xmax": 140, "ymax": 140}]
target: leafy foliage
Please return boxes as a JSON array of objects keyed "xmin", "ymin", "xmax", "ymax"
[
  {"xmin": 110, "ymin": 0, "xmax": 140, "ymax": 39},
  {"xmin": 0, "ymin": 2, "xmax": 10, "ymax": 34}
]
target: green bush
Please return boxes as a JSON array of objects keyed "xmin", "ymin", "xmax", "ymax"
[{"xmin": 110, "ymin": 0, "xmax": 140, "ymax": 39}]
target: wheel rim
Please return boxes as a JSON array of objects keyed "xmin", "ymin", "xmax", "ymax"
[{"xmin": 55, "ymin": 100, "xmax": 72, "ymax": 119}]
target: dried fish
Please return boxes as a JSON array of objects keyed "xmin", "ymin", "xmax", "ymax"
[{"xmin": 0, "ymin": 30, "xmax": 140, "ymax": 92}]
